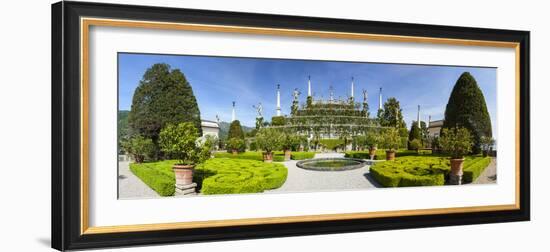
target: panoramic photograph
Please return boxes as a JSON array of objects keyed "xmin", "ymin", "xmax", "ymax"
[{"xmin": 117, "ymin": 53, "xmax": 497, "ymax": 199}]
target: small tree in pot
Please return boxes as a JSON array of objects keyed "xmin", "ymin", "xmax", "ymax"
[
  {"xmin": 409, "ymin": 139, "xmax": 422, "ymax": 154},
  {"xmin": 439, "ymin": 127, "xmax": 473, "ymax": 185},
  {"xmin": 365, "ymin": 130, "xmax": 381, "ymax": 160},
  {"xmin": 226, "ymin": 138, "xmax": 245, "ymax": 155},
  {"xmin": 281, "ymin": 133, "xmax": 299, "ymax": 161},
  {"xmin": 380, "ymin": 128, "xmax": 400, "ymax": 161},
  {"xmin": 255, "ymin": 128, "xmax": 283, "ymax": 162},
  {"xmin": 159, "ymin": 122, "xmax": 212, "ymax": 187}
]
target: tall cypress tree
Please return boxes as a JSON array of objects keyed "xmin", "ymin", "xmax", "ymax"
[
  {"xmin": 443, "ymin": 72, "xmax": 492, "ymax": 153},
  {"xmin": 227, "ymin": 120, "xmax": 245, "ymax": 140},
  {"xmin": 128, "ymin": 63, "xmax": 202, "ymax": 155}
]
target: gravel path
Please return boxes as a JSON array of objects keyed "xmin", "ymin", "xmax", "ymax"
[
  {"xmin": 473, "ymin": 158, "xmax": 497, "ymax": 184},
  {"xmin": 267, "ymin": 153, "xmax": 379, "ymax": 193},
  {"xmin": 118, "ymin": 161, "xmax": 160, "ymax": 199}
]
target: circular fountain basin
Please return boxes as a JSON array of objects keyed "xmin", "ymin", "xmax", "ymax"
[{"xmin": 296, "ymin": 158, "xmax": 366, "ymax": 171}]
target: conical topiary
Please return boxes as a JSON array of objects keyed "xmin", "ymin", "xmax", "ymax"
[{"xmin": 443, "ymin": 72, "xmax": 492, "ymax": 154}]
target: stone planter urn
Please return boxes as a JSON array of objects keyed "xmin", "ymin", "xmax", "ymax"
[
  {"xmin": 284, "ymin": 150, "xmax": 291, "ymax": 161},
  {"xmin": 449, "ymin": 158, "xmax": 465, "ymax": 185},
  {"xmin": 369, "ymin": 147, "xmax": 377, "ymax": 160},
  {"xmin": 173, "ymin": 164, "xmax": 197, "ymax": 195},
  {"xmin": 262, "ymin": 151, "xmax": 273, "ymax": 163},
  {"xmin": 385, "ymin": 150, "xmax": 396, "ymax": 161}
]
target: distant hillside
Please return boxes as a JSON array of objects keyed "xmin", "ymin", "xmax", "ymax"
[{"xmin": 218, "ymin": 121, "xmax": 254, "ymax": 140}]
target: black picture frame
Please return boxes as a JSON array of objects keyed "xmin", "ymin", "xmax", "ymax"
[{"xmin": 52, "ymin": 1, "xmax": 530, "ymax": 251}]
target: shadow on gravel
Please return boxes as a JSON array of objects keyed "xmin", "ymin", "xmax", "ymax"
[{"xmin": 363, "ymin": 173, "xmax": 383, "ymax": 188}]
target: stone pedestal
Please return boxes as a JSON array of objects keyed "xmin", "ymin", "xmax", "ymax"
[
  {"xmin": 175, "ymin": 182, "xmax": 197, "ymax": 196},
  {"xmin": 449, "ymin": 174, "xmax": 462, "ymax": 185}
]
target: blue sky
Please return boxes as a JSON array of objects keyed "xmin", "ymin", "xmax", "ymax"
[{"xmin": 119, "ymin": 53, "xmax": 497, "ymax": 136}]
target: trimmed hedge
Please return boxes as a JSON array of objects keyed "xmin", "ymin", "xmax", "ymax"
[
  {"xmin": 214, "ymin": 151, "xmax": 315, "ymax": 161},
  {"xmin": 345, "ymin": 149, "xmax": 432, "ymax": 160},
  {"xmin": 370, "ymin": 155, "xmax": 491, "ymax": 187},
  {"xmin": 197, "ymin": 158, "xmax": 288, "ymax": 195},
  {"xmin": 129, "ymin": 160, "xmax": 176, "ymax": 196},
  {"xmin": 291, "ymin": 152, "xmax": 315, "ymax": 160},
  {"xmin": 463, "ymin": 157, "xmax": 492, "ymax": 183}
]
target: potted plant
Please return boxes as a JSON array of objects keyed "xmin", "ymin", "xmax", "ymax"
[
  {"xmin": 480, "ymin": 136, "xmax": 495, "ymax": 157},
  {"xmin": 255, "ymin": 128, "xmax": 283, "ymax": 162},
  {"xmin": 159, "ymin": 122, "xmax": 212, "ymax": 187},
  {"xmin": 365, "ymin": 131, "xmax": 380, "ymax": 160},
  {"xmin": 439, "ymin": 127, "xmax": 473, "ymax": 185},
  {"xmin": 409, "ymin": 139, "xmax": 422, "ymax": 154},
  {"xmin": 281, "ymin": 133, "xmax": 299, "ymax": 161},
  {"xmin": 226, "ymin": 138, "xmax": 245, "ymax": 155},
  {"xmin": 380, "ymin": 128, "xmax": 400, "ymax": 161}
]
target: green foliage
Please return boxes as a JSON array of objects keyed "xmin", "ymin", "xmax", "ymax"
[
  {"xmin": 377, "ymin": 97, "xmax": 406, "ymax": 128},
  {"xmin": 290, "ymin": 152, "xmax": 315, "ymax": 160},
  {"xmin": 271, "ymin": 116, "xmax": 286, "ymax": 126},
  {"xmin": 306, "ymin": 96, "xmax": 313, "ymax": 108},
  {"xmin": 443, "ymin": 72, "xmax": 492, "ymax": 153},
  {"xmin": 255, "ymin": 128, "xmax": 284, "ymax": 153},
  {"xmin": 409, "ymin": 139, "xmax": 422, "ymax": 152},
  {"xmin": 158, "ymin": 122, "xmax": 212, "ymax": 165},
  {"xmin": 129, "ymin": 160, "xmax": 176, "ymax": 196},
  {"xmin": 281, "ymin": 133, "xmax": 301, "ymax": 151},
  {"xmin": 319, "ymin": 139, "xmax": 345, "ymax": 150},
  {"xmin": 196, "ymin": 158, "xmax": 288, "ymax": 194},
  {"xmin": 226, "ymin": 138, "xmax": 246, "ymax": 153},
  {"xmin": 122, "ymin": 135, "xmax": 156, "ymax": 163},
  {"xmin": 118, "ymin": 110, "xmax": 130, "ymax": 153},
  {"xmin": 409, "ymin": 122, "xmax": 421, "ymax": 141},
  {"xmin": 439, "ymin": 127, "xmax": 473, "ymax": 159},
  {"xmin": 480, "ymin": 136, "xmax": 495, "ymax": 152},
  {"xmin": 128, "ymin": 63, "xmax": 202, "ymax": 156},
  {"xmin": 365, "ymin": 130, "xmax": 381, "ymax": 149},
  {"xmin": 255, "ymin": 117, "xmax": 264, "ymax": 130},
  {"xmin": 227, "ymin": 120, "xmax": 245, "ymax": 140},
  {"xmin": 370, "ymin": 155, "xmax": 491, "ymax": 187},
  {"xmin": 380, "ymin": 128, "xmax": 401, "ymax": 151}
]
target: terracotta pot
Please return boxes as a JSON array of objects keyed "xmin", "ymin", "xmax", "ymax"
[
  {"xmin": 262, "ymin": 152, "xmax": 273, "ymax": 163},
  {"xmin": 284, "ymin": 150, "xmax": 291, "ymax": 161},
  {"xmin": 232, "ymin": 149, "xmax": 238, "ymax": 155},
  {"xmin": 386, "ymin": 150, "xmax": 396, "ymax": 161},
  {"xmin": 449, "ymin": 158, "xmax": 465, "ymax": 185},
  {"xmin": 172, "ymin": 164, "xmax": 195, "ymax": 186},
  {"xmin": 450, "ymin": 158, "xmax": 465, "ymax": 176}
]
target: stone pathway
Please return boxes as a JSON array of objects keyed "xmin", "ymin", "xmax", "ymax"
[
  {"xmin": 473, "ymin": 158, "xmax": 497, "ymax": 184},
  {"xmin": 118, "ymin": 161, "xmax": 160, "ymax": 199},
  {"xmin": 267, "ymin": 152, "xmax": 379, "ymax": 193}
]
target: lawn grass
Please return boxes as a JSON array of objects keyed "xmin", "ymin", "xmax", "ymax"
[
  {"xmin": 369, "ymin": 155, "xmax": 491, "ymax": 187},
  {"xmin": 130, "ymin": 158, "xmax": 288, "ymax": 196}
]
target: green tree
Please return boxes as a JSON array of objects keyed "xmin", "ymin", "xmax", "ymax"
[
  {"xmin": 377, "ymin": 97, "xmax": 406, "ymax": 128},
  {"xmin": 443, "ymin": 72, "xmax": 492, "ymax": 153},
  {"xmin": 439, "ymin": 127, "xmax": 473, "ymax": 159},
  {"xmin": 128, "ymin": 63, "xmax": 202, "ymax": 157},
  {"xmin": 255, "ymin": 128, "xmax": 284, "ymax": 153},
  {"xmin": 409, "ymin": 139, "xmax": 422, "ymax": 153},
  {"xmin": 227, "ymin": 120, "xmax": 245, "ymax": 140},
  {"xmin": 159, "ymin": 122, "xmax": 212, "ymax": 165},
  {"xmin": 381, "ymin": 128, "xmax": 400, "ymax": 152},
  {"xmin": 408, "ymin": 122, "xmax": 421, "ymax": 150},
  {"xmin": 226, "ymin": 138, "xmax": 246, "ymax": 153},
  {"xmin": 122, "ymin": 135, "xmax": 156, "ymax": 163},
  {"xmin": 271, "ymin": 116, "xmax": 286, "ymax": 126}
]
